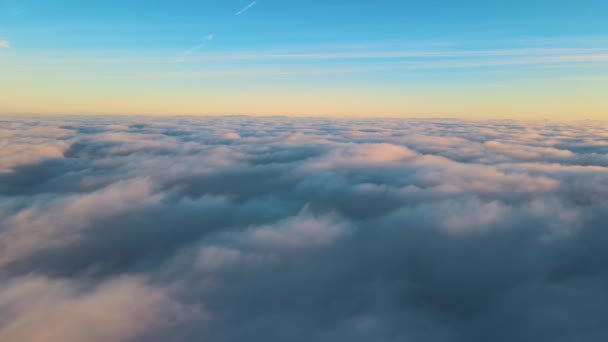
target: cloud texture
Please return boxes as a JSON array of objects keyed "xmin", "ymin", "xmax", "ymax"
[{"xmin": 1, "ymin": 116, "xmax": 608, "ymax": 341}]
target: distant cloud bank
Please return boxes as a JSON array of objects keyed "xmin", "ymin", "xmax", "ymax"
[{"xmin": 1, "ymin": 116, "xmax": 608, "ymax": 341}]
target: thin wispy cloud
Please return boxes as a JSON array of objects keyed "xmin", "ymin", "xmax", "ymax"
[
  {"xmin": 178, "ymin": 34, "xmax": 214, "ymax": 61},
  {"xmin": 235, "ymin": 1, "xmax": 257, "ymax": 16},
  {"xmin": 136, "ymin": 52, "xmax": 608, "ymax": 79},
  {"xmin": 4, "ymin": 41, "xmax": 608, "ymax": 72},
  {"xmin": 0, "ymin": 39, "xmax": 9, "ymax": 48},
  {"xmin": 175, "ymin": 47, "xmax": 608, "ymax": 62}
]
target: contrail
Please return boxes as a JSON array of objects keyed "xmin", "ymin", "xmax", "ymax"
[
  {"xmin": 178, "ymin": 34, "xmax": 214, "ymax": 62},
  {"xmin": 235, "ymin": 1, "xmax": 257, "ymax": 16}
]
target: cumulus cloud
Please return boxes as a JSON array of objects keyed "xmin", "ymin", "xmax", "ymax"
[
  {"xmin": 0, "ymin": 276, "xmax": 199, "ymax": 342},
  {"xmin": 0, "ymin": 120, "xmax": 72, "ymax": 173},
  {"xmin": 1, "ymin": 116, "xmax": 608, "ymax": 341},
  {"xmin": 222, "ymin": 131, "xmax": 241, "ymax": 140},
  {"xmin": 0, "ymin": 178, "xmax": 161, "ymax": 268},
  {"xmin": 0, "ymin": 39, "xmax": 8, "ymax": 48},
  {"xmin": 302, "ymin": 143, "xmax": 416, "ymax": 170},
  {"xmin": 245, "ymin": 211, "xmax": 350, "ymax": 249}
]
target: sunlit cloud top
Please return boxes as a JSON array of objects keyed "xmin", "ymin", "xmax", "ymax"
[{"xmin": 1, "ymin": 116, "xmax": 608, "ymax": 341}]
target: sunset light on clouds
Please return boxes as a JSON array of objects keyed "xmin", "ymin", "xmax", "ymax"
[{"xmin": 1, "ymin": 1, "xmax": 608, "ymax": 342}]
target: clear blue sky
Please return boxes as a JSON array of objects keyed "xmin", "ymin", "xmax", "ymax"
[
  {"xmin": 3, "ymin": 0, "xmax": 608, "ymax": 48},
  {"xmin": 1, "ymin": 0, "xmax": 608, "ymax": 118}
]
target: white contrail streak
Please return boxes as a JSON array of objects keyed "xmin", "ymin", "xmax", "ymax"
[{"xmin": 235, "ymin": 1, "xmax": 257, "ymax": 16}]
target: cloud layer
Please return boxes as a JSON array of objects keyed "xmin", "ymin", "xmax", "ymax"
[{"xmin": 1, "ymin": 116, "xmax": 608, "ymax": 341}]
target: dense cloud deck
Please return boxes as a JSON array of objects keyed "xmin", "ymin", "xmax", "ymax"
[{"xmin": 1, "ymin": 117, "xmax": 608, "ymax": 342}]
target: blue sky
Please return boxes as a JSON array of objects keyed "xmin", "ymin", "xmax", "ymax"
[
  {"xmin": 1, "ymin": 0, "xmax": 608, "ymax": 118},
  {"xmin": 3, "ymin": 0, "xmax": 608, "ymax": 50}
]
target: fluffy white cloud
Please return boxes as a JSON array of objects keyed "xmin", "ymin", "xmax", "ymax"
[{"xmin": 0, "ymin": 178, "xmax": 161, "ymax": 267}]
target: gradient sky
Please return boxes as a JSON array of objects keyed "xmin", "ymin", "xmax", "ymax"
[{"xmin": 1, "ymin": 0, "xmax": 608, "ymax": 118}]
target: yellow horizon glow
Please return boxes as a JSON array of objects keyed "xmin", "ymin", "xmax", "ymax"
[
  {"xmin": 2, "ymin": 79, "xmax": 607, "ymax": 120},
  {"xmin": 2, "ymin": 48, "xmax": 607, "ymax": 120}
]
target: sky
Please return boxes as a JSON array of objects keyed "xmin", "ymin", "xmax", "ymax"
[{"xmin": 1, "ymin": 0, "xmax": 608, "ymax": 118}]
